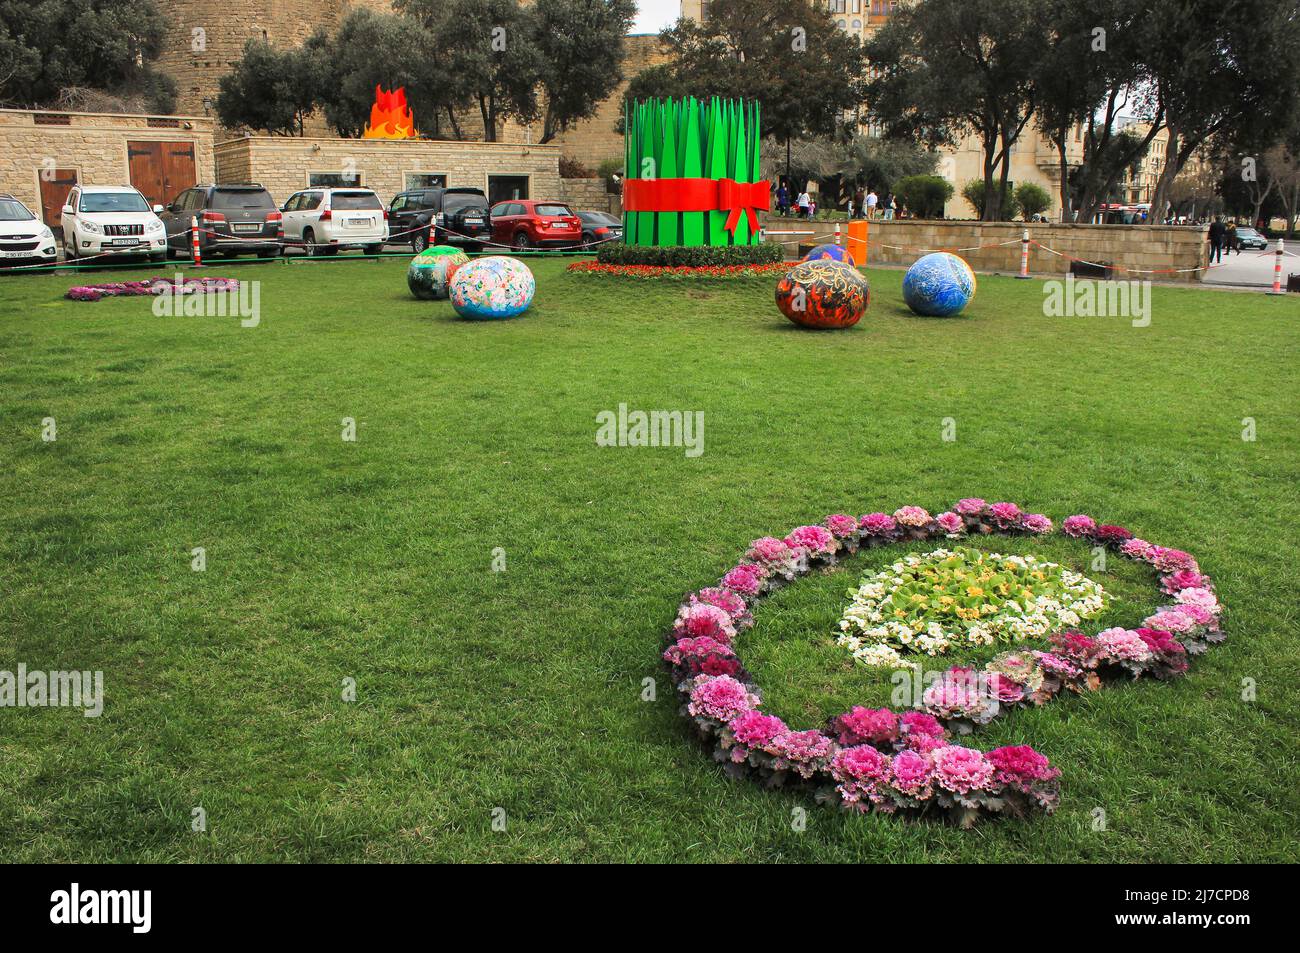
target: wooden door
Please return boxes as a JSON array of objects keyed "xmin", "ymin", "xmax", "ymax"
[
  {"xmin": 126, "ymin": 140, "xmax": 197, "ymax": 207},
  {"xmin": 38, "ymin": 168, "xmax": 78, "ymax": 229}
]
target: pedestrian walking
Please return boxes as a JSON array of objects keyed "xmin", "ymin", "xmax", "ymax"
[
  {"xmin": 865, "ymin": 188, "xmax": 879, "ymax": 220},
  {"xmin": 1225, "ymin": 221, "xmax": 1239, "ymax": 255},
  {"xmin": 776, "ymin": 183, "xmax": 790, "ymax": 217},
  {"xmin": 884, "ymin": 193, "xmax": 896, "ymax": 221},
  {"xmin": 796, "ymin": 189, "xmax": 811, "ymax": 220}
]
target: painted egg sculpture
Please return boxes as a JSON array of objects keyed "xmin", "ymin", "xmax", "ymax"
[
  {"xmin": 803, "ymin": 243, "xmax": 856, "ymax": 266},
  {"xmin": 902, "ymin": 252, "xmax": 977, "ymax": 317},
  {"xmin": 775, "ymin": 259, "xmax": 870, "ymax": 329},
  {"xmin": 449, "ymin": 255, "xmax": 535, "ymax": 320},
  {"xmin": 407, "ymin": 245, "xmax": 470, "ymax": 301}
]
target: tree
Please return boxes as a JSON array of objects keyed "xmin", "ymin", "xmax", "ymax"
[
  {"xmin": 1014, "ymin": 183, "xmax": 1051, "ymax": 219},
  {"xmin": 532, "ymin": 0, "xmax": 636, "ymax": 143},
  {"xmin": 893, "ymin": 174, "xmax": 953, "ymax": 218},
  {"xmin": 837, "ymin": 135, "xmax": 938, "ymax": 200},
  {"xmin": 216, "ymin": 38, "xmax": 325, "ymax": 136},
  {"xmin": 398, "ymin": 0, "xmax": 542, "ymax": 141},
  {"xmin": 1145, "ymin": 0, "xmax": 1300, "ymax": 223},
  {"xmin": 634, "ymin": 0, "xmax": 868, "ymax": 161},
  {"xmin": 867, "ymin": 0, "xmax": 1052, "ymax": 221},
  {"xmin": 314, "ymin": 9, "xmax": 460, "ymax": 139},
  {"xmin": 0, "ymin": 0, "xmax": 173, "ymax": 111},
  {"xmin": 962, "ymin": 179, "xmax": 1020, "ymax": 220}
]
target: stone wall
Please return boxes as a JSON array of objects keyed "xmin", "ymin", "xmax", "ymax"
[
  {"xmin": 214, "ymin": 135, "xmax": 562, "ymax": 206},
  {"xmin": 758, "ymin": 216, "xmax": 1209, "ymax": 281},
  {"xmin": 559, "ymin": 177, "xmax": 614, "ymax": 213},
  {"xmin": 0, "ymin": 108, "xmax": 216, "ymax": 219}
]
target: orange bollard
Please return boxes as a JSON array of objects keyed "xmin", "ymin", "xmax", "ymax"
[
  {"xmin": 847, "ymin": 219, "xmax": 868, "ymax": 266},
  {"xmin": 1267, "ymin": 238, "xmax": 1286, "ymax": 295},
  {"xmin": 1016, "ymin": 228, "xmax": 1031, "ymax": 279}
]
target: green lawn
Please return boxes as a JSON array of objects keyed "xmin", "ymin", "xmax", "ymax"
[{"xmin": 1, "ymin": 257, "xmax": 1297, "ymax": 862}]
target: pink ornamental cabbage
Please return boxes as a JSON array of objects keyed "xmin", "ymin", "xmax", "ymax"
[
  {"xmin": 674, "ymin": 602, "xmax": 737, "ymax": 644},
  {"xmin": 1096, "ymin": 627, "xmax": 1154, "ymax": 662},
  {"xmin": 931, "ymin": 745, "xmax": 995, "ymax": 795},
  {"xmin": 1021, "ymin": 513, "xmax": 1053, "ymax": 534},
  {"xmin": 721, "ymin": 563, "xmax": 764, "ymax": 596},
  {"xmin": 893, "ymin": 506, "xmax": 931, "ymax": 528},
  {"xmin": 687, "ymin": 675, "xmax": 758, "ymax": 722},
  {"xmin": 859, "ymin": 513, "xmax": 898, "ymax": 536},
  {"xmin": 935, "ymin": 512, "xmax": 964, "ymax": 534},
  {"xmin": 824, "ymin": 513, "xmax": 859, "ymax": 539},
  {"xmin": 987, "ymin": 745, "xmax": 1059, "ymax": 786},
  {"xmin": 729, "ymin": 711, "xmax": 788, "ymax": 751},
  {"xmin": 955, "ymin": 498, "xmax": 987, "ymax": 515},
  {"xmin": 1061, "ymin": 515, "xmax": 1097, "ymax": 537},
  {"xmin": 834, "ymin": 706, "xmax": 900, "ymax": 745},
  {"xmin": 889, "ymin": 749, "xmax": 933, "ymax": 796},
  {"xmin": 785, "ymin": 525, "xmax": 836, "ymax": 556}
]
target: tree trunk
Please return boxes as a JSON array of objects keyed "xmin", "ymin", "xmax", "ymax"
[
  {"xmin": 982, "ymin": 137, "xmax": 999, "ymax": 221},
  {"xmin": 479, "ymin": 95, "xmax": 496, "ymax": 142},
  {"xmin": 1054, "ymin": 134, "xmax": 1071, "ymax": 223},
  {"xmin": 447, "ymin": 107, "xmax": 463, "ymax": 141},
  {"xmin": 1149, "ymin": 127, "xmax": 1182, "ymax": 226}
]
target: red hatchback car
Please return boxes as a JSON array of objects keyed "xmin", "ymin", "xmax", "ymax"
[{"xmin": 489, "ymin": 200, "xmax": 582, "ymax": 250}]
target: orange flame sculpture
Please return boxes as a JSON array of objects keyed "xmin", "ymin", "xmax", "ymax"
[{"xmin": 362, "ymin": 85, "xmax": 418, "ymax": 139}]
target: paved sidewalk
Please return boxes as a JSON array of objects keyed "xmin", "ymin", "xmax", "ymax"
[{"xmin": 1201, "ymin": 245, "xmax": 1297, "ymax": 288}]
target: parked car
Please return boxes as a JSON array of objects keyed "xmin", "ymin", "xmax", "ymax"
[
  {"xmin": 489, "ymin": 200, "xmax": 582, "ymax": 250},
  {"xmin": 160, "ymin": 183, "xmax": 282, "ymax": 259},
  {"xmin": 61, "ymin": 185, "xmax": 167, "ymax": 262},
  {"xmin": 575, "ymin": 210, "xmax": 623, "ymax": 247},
  {"xmin": 1234, "ymin": 225, "xmax": 1268, "ymax": 250},
  {"xmin": 0, "ymin": 193, "xmax": 58, "ymax": 267},
  {"xmin": 388, "ymin": 187, "xmax": 492, "ymax": 252},
  {"xmin": 279, "ymin": 187, "xmax": 387, "ymax": 256}
]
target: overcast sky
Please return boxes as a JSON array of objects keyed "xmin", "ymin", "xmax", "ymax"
[{"xmin": 632, "ymin": 0, "xmax": 680, "ymax": 34}]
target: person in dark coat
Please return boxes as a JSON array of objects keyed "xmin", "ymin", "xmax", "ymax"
[{"xmin": 1207, "ymin": 217, "xmax": 1226, "ymax": 264}]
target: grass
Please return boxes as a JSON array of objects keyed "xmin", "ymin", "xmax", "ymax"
[{"xmin": 1, "ymin": 256, "xmax": 1297, "ymax": 862}]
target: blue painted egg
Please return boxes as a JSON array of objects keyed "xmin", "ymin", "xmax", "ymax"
[
  {"xmin": 902, "ymin": 252, "xmax": 976, "ymax": 316},
  {"xmin": 449, "ymin": 256, "xmax": 535, "ymax": 320}
]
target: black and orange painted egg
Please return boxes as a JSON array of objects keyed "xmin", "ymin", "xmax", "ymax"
[{"xmin": 775, "ymin": 259, "xmax": 870, "ymax": 329}]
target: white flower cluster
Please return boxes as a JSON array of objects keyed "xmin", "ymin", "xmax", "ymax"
[{"xmin": 836, "ymin": 549, "xmax": 1107, "ymax": 668}]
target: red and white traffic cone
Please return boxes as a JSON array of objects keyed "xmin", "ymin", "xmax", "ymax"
[
  {"xmin": 834, "ymin": 222, "xmax": 841, "ymax": 246},
  {"xmin": 1267, "ymin": 237, "xmax": 1286, "ymax": 295},
  {"xmin": 1016, "ymin": 228, "xmax": 1031, "ymax": 279},
  {"xmin": 190, "ymin": 215, "xmax": 202, "ymax": 268}
]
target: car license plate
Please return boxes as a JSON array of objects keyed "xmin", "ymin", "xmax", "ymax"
[
  {"xmin": 464, "ymin": 218, "xmax": 483, "ymax": 226},
  {"xmin": 111, "ymin": 238, "xmax": 142, "ymax": 246},
  {"xmin": 232, "ymin": 223, "xmax": 260, "ymax": 233},
  {"xmin": 552, "ymin": 222, "xmax": 567, "ymax": 228},
  {"xmin": 0, "ymin": 250, "xmax": 31, "ymax": 258},
  {"xmin": 347, "ymin": 217, "xmax": 369, "ymax": 227}
]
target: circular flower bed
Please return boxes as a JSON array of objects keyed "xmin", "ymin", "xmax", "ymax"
[
  {"xmin": 838, "ymin": 547, "xmax": 1107, "ymax": 668},
  {"xmin": 664, "ymin": 500, "xmax": 1225, "ymax": 826}
]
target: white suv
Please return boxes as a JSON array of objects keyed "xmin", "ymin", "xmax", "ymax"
[
  {"xmin": 280, "ymin": 187, "xmax": 388, "ymax": 255},
  {"xmin": 62, "ymin": 185, "xmax": 167, "ymax": 261},
  {"xmin": 0, "ymin": 193, "xmax": 58, "ymax": 266}
]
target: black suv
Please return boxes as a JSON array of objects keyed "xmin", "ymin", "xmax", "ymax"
[
  {"xmin": 388, "ymin": 187, "xmax": 491, "ymax": 252},
  {"xmin": 159, "ymin": 184, "xmax": 282, "ymax": 259}
]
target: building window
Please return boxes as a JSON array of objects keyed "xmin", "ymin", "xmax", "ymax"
[
  {"xmin": 405, "ymin": 172, "xmax": 447, "ymax": 190},
  {"xmin": 852, "ymin": 0, "xmax": 861, "ymax": 12},
  {"xmin": 487, "ymin": 174, "xmax": 530, "ymax": 205},
  {"xmin": 308, "ymin": 171, "xmax": 362, "ymax": 187},
  {"xmin": 853, "ymin": 19, "xmax": 862, "ymax": 29},
  {"xmin": 830, "ymin": 0, "xmax": 846, "ymax": 12}
]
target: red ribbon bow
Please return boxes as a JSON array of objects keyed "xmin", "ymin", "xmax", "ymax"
[{"xmin": 623, "ymin": 177, "xmax": 770, "ymax": 235}]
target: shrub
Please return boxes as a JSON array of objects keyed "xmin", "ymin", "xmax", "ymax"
[
  {"xmin": 559, "ymin": 155, "xmax": 596, "ymax": 179},
  {"xmin": 893, "ymin": 175, "xmax": 953, "ymax": 219},
  {"xmin": 1015, "ymin": 183, "xmax": 1052, "ymax": 220},
  {"xmin": 596, "ymin": 243, "xmax": 784, "ymax": 267},
  {"xmin": 962, "ymin": 180, "xmax": 1021, "ymax": 221}
]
